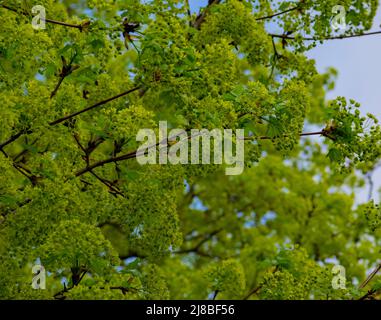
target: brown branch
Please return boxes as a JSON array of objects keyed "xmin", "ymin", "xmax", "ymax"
[
  {"xmin": 12, "ymin": 163, "xmax": 33, "ymax": 182},
  {"xmin": 243, "ymin": 130, "xmax": 326, "ymax": 141},
  {"xmin": 1, "ymin": 84, "xmax": 143, "ymax": 161},
  {"xmin": 44, "ymin": 18, "xmax": 83, "ymax": 30},
  {"xmin": 0, "ymin": 4, "xmax": 83, "ymax": 30},
  {"xmin": 270, "ymin": 30, "xmax": 381, "ymax": 41},
  {"xmin": 75, "ymin": 128, "xmax": 185, "ymax": 176},
  {"xmin": 0, "ymin": 4, "xmax": 18, "ymax": 13},
  {"xmin": 256, "ymin": 5, "xmax": 300, "ymax": 21},
  {"xmin": 89, "ymin": 170, "xmax": 126, "ymax": 198},
  {"xmin": 50, "ymin": 76, "xmax": 65, "ymax": 99},
  {"xmin": 75, "ymin": 147, "xmax": 141, "ymax": 177},
  {"xmin": 13, "ymin": 148, "xmax": 29, "ymax": 162},
  {"xmin": 76, "ymin": 130, "xmax": 325, "ymax": 177},
  {"xmin": 243, "ymin": 285, "xmax": 262, "ymax": 300},
  {"xmin": 358, "ymin": 289, "xmax": 377, "ymax": 300},
  {"xmin": 49, "ymin": 86, "xmax": 141, "ymax": 126},
  {"xmin": 193, "ymin": 0, "xmax": 222, "ymax": 29},
  {"xmin": 0, "ymin": 129, "xmax": 32, "ymax": 152},
  {"xmin": 360, "ymin": 263, "xmax": 381, "ymax": 289},
  {"xmin": 49, "ymin": 54, "xmax": 81, "ymax": 99},
  {"xmin": 54, "ymin": 267, "xmax": 87, "ymax": 300},
  {"xmin": 268, "ymin": 36, "xmax": 281, "ymax": 80},
  {"xmin": 109, "ymin": 286, "xmax": 130, "ymax": 295},
  {"xmin": 0, "ymin": 131, "xmax": 41, "ymax": 185},
  {"xmin": 73, "ymin": 133, "xmax": 87, "ymax": 157},
  {"xmin": 174, "ymin": 229, "xmax": 222, "ymax": 254},
  {"xmin": 243, "ymin": 266, "xmax": 279, "ymax": 300},
  {"xmin": 72, "ymin": 133, "xmax": 125, "ymax": 197},
  {"xmin": 108, "ymin": 284, "xmax": 145, "ymax": 295},
  {"xmin": 192, "ymin": 1, "xmax": 300, "ymax": 29}
]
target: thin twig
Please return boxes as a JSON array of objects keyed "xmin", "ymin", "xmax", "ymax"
[
  {"xmin": 243, "ymin": 130, "xmax": 326, "ymax": 141},
  {"xmin": 270, "ymin": 30, "xmax": 381, "ymax": 41},
  {"xmin": 358, "ymin": 289, "xmax": 376, "ymax": 300},
  {"xmin": 72, "ymin": 133, "xmax": 125, "ymax": 197},
  {"xmin": 50, "ymin": 76, "xmax": 65, "ymax": 99},
  {"xmin": 0, "ymin": 4, "xmax": 83, "ymax": 29},
  {"xmin": 360, "ymin": 263, "xmax": 381, "ymax": 289},
  {"xmin": 89, "ymin": 170, "xmax": 126, "ymax": 198},
  {"xmin": 256, "ymin": 5, "xmax": 300, "ymax": 21},
  {"xmin": 54, "ymin": 269, "xmax": 88, "ymax": 300},
  {"xmin": 174, "ymin": 229, "xmax": 222, "ymax": 254},
  {"xmin": 268, "ymin": 36, "xmax": 281, "ymax": 80},
  {"xmin": 243, "ymin": 285, "xmax": 262, "ymax": 300},
  {"xmin": 44, "ymin": 18, "xmax": 82, "ymax": 30},
  {"xmin": 212, "ymin": 290, "xmax": 219, "ymax": 300}
]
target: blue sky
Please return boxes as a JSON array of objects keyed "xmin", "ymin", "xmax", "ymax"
[
  {"xmin": 188, "ymin": 0, "xmax": 206, "ymax": 13},
  {"xmin": 190, "ymin": 0, "xmax": 381, "ymax": 202},
  {"xmin": 307, "ymin": 5, "xmax": 381, "ymax": 202}
]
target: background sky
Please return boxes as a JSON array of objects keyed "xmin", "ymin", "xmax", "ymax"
[
  {"xmin": 190, "ymin": 0, "xmax": 381, "ymax": 203},
  {"xmin": 307, "ymin": 4, "xmax": 381, "ymax": 203}
]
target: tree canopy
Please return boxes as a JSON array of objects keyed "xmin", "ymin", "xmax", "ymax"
[{"xmin": 1, "ymin": 0, "xmax": 381, "ymax": 300}]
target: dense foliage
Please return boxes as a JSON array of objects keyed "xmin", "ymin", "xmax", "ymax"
[{"xmin": 1, "ymin": 0, "xmax": 381, "ymax": 300}]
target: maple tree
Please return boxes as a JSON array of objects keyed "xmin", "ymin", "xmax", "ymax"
[{"xmin": 1, "ymin": 0, "xmax": 381, "ymax": 300}]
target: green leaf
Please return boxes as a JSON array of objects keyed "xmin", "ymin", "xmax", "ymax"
[
  {"xmin": 327, "ymin": 148, "xmax": 343, "ymax": 162},
  {"xmin": 266, "ymin": 117, "xmax": 284, "ymax": 137}
]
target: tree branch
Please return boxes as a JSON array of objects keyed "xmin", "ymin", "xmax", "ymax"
[
  {"xmin": 44, "ymin": 18, "xmax": 83, "ymax": 30},
  {"xmin": 358, "ymin": 289, "xmax": 377, "ymax": 300},
  {"xmin": 12, "ymin": 163, "xmax": 38, "ymax": 185},
  {"xmin": 75, "ymin": 129, "xmax": 191, "ymax": 176},
  {"xmin": 360, "ymin": 263, "xmax": 381, "ymax": 289},
  {"xmin": 72, "ymin": 133, "xmax": 125, "ymax": 197},
  {"xmin": 268, "ymin": 36, "xmax": 281, "ymax": 80},
  {"xmin": 270, "ymin": 30, "xmax": 381, "ymax": 41},
  {"xmin": 174, "ymin": 229, "xmax": 222, "ymax": 254},
  {"xmin": 54, "ymin": 267, "xmax": 88, "ymax": 300},
  {"xmin": 0, "ymin": 129, "xmax": 32, "ymax": 152},
  {"xmin": 89, "ymin": 170, "xmax": 126, "ymax": 198},
  {"xmin": 193, "ymin": 0, "xmax": 222, "ymax": 29},
  {"xmin": 49, "ymin": 86, "xmax": 141, "ymax": 126},
  {"xmin": 256, "ymin": 5, "xmax": 300, "ymax": 21},
  {"xmin": 0, "ymin": 4, "xmax": 84, "ymax": 30},
  {"xmin": 243, "ymin": 130, "xmax": 326, "ymax": 141},
  {"xmin": 75, "ymin": 130, "xmax": 327, "ymax": 177},
  {"xmin": 243, "ymin": 285, "xmax": 262, "ymax": 300},
  {"xmin": 75, "ymin": 147, "xmax": 141, "ymax": 177}
]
